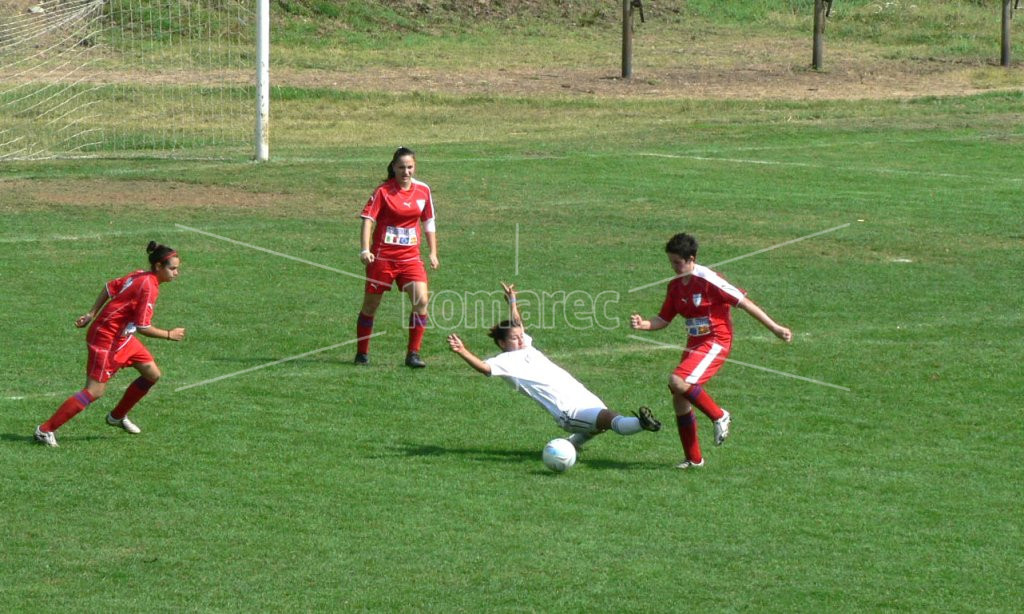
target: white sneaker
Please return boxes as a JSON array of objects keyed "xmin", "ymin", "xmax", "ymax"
[
  {"xmin": 675, "ymin": 459, "xmax": 705, "ymax": 469},
  {"xmin": 34, "ymin": 425, "xmax": 58, "ymax": 447},
  {"xmin": 106, "ymin": 413, "xmax": 141, "ymax": 434},
  {"xmin": 713, "ymin": 410, "xmax": 731, "ymax": 446}
]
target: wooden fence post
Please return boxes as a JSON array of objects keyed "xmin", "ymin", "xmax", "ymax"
[
  {"xmin": 813, "ymin": 0, "xmax": 829, "ymax": 70},
  {"xmin": 1002, "ymin": 0, "xmax": 1014, "ymax": 67}
]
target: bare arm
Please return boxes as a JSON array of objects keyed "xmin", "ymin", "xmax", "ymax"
[
  {"xmin": 501, "ymin": 282, "xmax": 522, "ymax": 325},
  {"xmin": 75, "ymin": 289, "xmax": 110, "ymax": 328},
  {"xmin": 359, "ymin": 217, "xmax": 375, "ymax": 265},
  {"xmin": 630, "ymin": 313, "xmax": 670, "ymax": 332},
  {"xmin": 136, "ymin": 325, "xmax": 187, "ymax": 342},
  {"xmin": 447, "ymin": 333, "xmax": 492, "ymax": 375},
  {"xmin": 737, "ymin": 298, "xmax": 792, "ymax": 342},
  {"xmin": 425, "ymin": 231, "xmax": 438, "ymax": 270}
]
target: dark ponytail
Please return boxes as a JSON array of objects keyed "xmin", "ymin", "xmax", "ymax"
[
  {"xmin": 146, "ymin": 241, "xmax": 178, "ymax": 270},
  {"xmin": 385, "ymin": 146, "xmax": 416, "ymax": 181}
]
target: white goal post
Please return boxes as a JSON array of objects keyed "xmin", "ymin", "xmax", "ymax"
[{"xmin": 0, "ymin": 0, "xmax": 265, "ymax": 161}]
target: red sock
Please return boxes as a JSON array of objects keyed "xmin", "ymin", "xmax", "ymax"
[
  {"xmin": 356, "ymin": 312, "xmax": 374, "ymax": 353},
  {"xmin": 110, "ymin": 377, "xmax": 155, "ymax": 420},
  {"xmin": 42, "ymin": 389, "xmax": 95, "ymax": 432},
  {"xmin": 676, "ymin": 411, "xmax": 702, "ymax": 463},
  {"xmin": 685, "ymin": 384, "xmax": 725, "ymax": 421},
  {"xmin": 408, "ymin": 313, "xmax": 428, "ymax": 352}
]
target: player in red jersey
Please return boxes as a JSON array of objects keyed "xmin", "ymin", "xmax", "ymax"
[
  {"xmin": 630, "ymin": 233, "xmax": 792, "ymax": 469},
  {"xmin": 354, "ymin": 147, "xmax": 438, "ymax": 368},
  {"xmin": 34, "ymin": 241, "xmax": 186, "ymax": 447}
]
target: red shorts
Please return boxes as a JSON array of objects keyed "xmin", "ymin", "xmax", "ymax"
[
  {"xmin": 365, "ymin": 258, "xmax": 427, "ymax": 294},
  {"xmin": 673, "ymin": 338, "xmax": 730, "ymax": 386},
  {"xmin": 87, "ymin": 336, "xmax": 154, "ymax": 383}
]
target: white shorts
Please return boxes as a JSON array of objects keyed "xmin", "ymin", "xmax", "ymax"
[{"xmin": 556, "ymin": 407, "xmax": 605, "ymax": 434}]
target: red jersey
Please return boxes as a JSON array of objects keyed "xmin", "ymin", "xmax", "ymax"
[
  {"xmin": 360, "ymin": 178, "xmax": 435, "ymax": 262},
  {"xmin": 658, "ymin": 264, "xmax": 745, "ymax": 346},
  {"xmin": 86, "ymin": 270, "xmax": 160, "ymax": 351}
]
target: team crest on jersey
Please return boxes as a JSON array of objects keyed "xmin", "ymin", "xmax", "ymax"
[
  {"xmin": 692, "ymin": 293, "xmax": 702, "ymax": 307},
  {"xmin": 416, "ymin": 199, "xmax": 426, "ymax": 211}
]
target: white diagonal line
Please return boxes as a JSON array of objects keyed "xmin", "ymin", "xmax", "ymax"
[
  {"xmin": 175, "ymin": 224, "xmax": 387, "ymax": 285},
  {"xmin": 709, "ymin": 223, "xmax": 851, "ymax": 267},
  {"xmin": 174, "ymin": 333, "xmax": 385, "ymax": 392},
  {"xmin": 627, "ymin": 334, "xmax": 851, "ymax": 392},
  {"xmin": 627, "ymin": 223, "xmax": 851, "ymax": 293}
]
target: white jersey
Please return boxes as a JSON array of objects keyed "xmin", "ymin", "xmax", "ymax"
[{"xmin": 484, "ymin": 333, "xmax": 606, "ymax": 428}]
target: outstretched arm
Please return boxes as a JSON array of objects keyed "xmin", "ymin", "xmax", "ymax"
[
  {"xmin": 75, "ymin": 289, "xmax": 110, "ymax": 328},
  {"xmin": 448, "ymin": 333, "xmax": 492, "ymax": 375},
  {"xmin": 738, "ymin": 298, "xmax": 792, "ymax": 342},
  {"xmin": 501, "ymin": 282, "xmax": 522, "ymax": 325}
]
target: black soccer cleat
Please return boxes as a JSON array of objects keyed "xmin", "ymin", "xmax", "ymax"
[
  {"xmin": 634, "ymin": 406, "xmax": 662, "ymax": 432},
  {"xmin": 405, "ymin": 351, "xmax": 426, "ymax": 368},
  {"xmin": 354, "ymin": 353, "xmax": 370, "ymax": 366}
]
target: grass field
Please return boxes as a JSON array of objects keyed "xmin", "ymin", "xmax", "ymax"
[
  {"xmin": 2, "ymin": 90, "xmax": 1022, "ymax": 611},
  {"xmin": 2, "ymin": 1, "xmax": 1024, "ymax": 611}
]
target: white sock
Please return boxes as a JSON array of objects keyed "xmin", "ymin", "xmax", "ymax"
[{"xmin": 610, "ymin": 415, "xmax": 642, "ymax": 436}]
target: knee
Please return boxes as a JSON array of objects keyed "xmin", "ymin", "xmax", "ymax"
[{"xmin": 668, "ymin": 376, "xmax": 691, "ymax": 396}]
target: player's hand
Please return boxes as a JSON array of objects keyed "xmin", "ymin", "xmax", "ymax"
[
  {"xmin": 360, "ymin": 251, "xmax": 375, "ymax": 265},
  {"xmin": 629, "ymin": 313, "xmax": 646, "ymax": 330},
  {"xmin": 447, "ymin": 333, "xmax": 464, "ymax": 353},
  {"xmin": 429, "ymin": 253, "xmax": 439, "ymax": 270},
  {"xmin": 168, "ymin": 327, "xmax": 186, "ymax": 342},
  {"xmin": 501, "ymin": 282, "xmax": 516, "ymax": 301},
  {"xmin": 75, "ymin": 313, "xmax": 94, "ymax": 328},
  {"xmin": 774, "ymin": 326, "xmax": 793, "ymax": 343}
]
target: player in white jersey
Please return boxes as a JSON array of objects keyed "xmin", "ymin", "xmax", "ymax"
[{"xmin": 447, "ymin": 283, "xmax": 661, "ymax": 452}]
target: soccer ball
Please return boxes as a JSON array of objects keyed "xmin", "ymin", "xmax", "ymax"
[{"xmin": 542, "ymin": 438, "xmax": 577, "ymax": 473}]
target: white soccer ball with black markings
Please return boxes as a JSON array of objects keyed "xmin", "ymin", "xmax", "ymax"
[{"xmin": 542, "ymin": 438, "xmax": 577, "ymax": 473}]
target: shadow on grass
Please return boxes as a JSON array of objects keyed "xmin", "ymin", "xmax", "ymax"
[
  {"xmin": 398, "ymin": 442, "xmax": 647, "ymax": 471},
  {"xmin": 1, "ymin": 432, "xmax": 107, "ymax": 445}
]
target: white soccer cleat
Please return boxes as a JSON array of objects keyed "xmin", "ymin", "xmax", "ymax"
[
  {"xmin": 106, "ymin": 413, "xmax": 141, "ymax": 434},
  {"xmin": 34, "ymin": 425, "xmax": 58, "ymax": 447},
  {"xmin": 713, "ymin": 410, "xmax": 731, "ymax": 446},
  {"xmin": 675, "ymin": 459, "xmax": 705, "ymax": 470}
]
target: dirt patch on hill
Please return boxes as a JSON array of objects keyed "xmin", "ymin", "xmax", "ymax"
[
  {"xmin": 2, "ymin": 180, "xmax": 301, "ymax": 211},
  {"xmin": 277, "ymin": 61, "xmax": 1009, "ymax": 101}
]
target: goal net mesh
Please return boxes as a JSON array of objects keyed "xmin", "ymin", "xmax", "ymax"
[{"xmin": 0, "ymin": 0, "xmax": 254, "ymax": 160}]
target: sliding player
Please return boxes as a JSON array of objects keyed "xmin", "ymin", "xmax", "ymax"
[
  {"xmin": 34, "ymin": 241, "xmax": 186, "ymax": 447},
  {"xmin": 449, "ymin": 283, "xmax": 661, "ymax": 453},
  {"xmin": 631, "ymin": 232, "xmax": 792, "ymax": 469}
]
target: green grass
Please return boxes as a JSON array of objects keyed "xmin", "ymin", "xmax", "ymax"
[{"xmin": 1, "ymin": 87, "xmax": 1022, "ymax": 610}]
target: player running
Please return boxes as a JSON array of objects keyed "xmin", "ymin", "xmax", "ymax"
[
  {"xmin": 354, "ymin": 147, "xmax": 438, "ymax": 368},
  {"xmin": 631, "ymin": 232, "xmax": 792, "ymax": 469},
  {"xmin": 34, "ymin": 241, "xmax": 186, "ymax": 447},
  {"xmin": 448, "ymin": 283, "xmax": 661, "ymax": 453}
]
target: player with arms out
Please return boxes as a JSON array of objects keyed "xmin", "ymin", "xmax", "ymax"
[
  {"xmin": 34, "ymin": 241, "xmax": 186, "ymax": 447},
  {"xmin": 631, "ymin": 233, "xmax": 792, "ymax": 469},
  {"xmin": 448, "ymin": 283, "xmax": 662, "ymax": 454},
  {"xmin": 354, "ymin": 147, "xmax": 438, "ymax": 368}
]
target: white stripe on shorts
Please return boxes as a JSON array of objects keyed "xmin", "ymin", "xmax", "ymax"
[{"xmin": 685, "ymin": 343, "xmax": 724, "ymax": 385}]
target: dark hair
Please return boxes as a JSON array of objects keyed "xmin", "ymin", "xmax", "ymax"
[
  {"xmin": 146, "ymin": 241, "xmax": 178, "ymax": 270},
  {"xmin": 665, "ymin": 233, "xmax": 698, "ymax": 260},
  {"xmin": 385, "ymin": 146, "xmax": 416, "ymax": 181},
  {"xmin": 488, "ymin": 319, "xmax": 521, "ymax": 347}
]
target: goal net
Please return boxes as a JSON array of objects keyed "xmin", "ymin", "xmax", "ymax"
[{"xmin": 0, "ymin": 0, "xmax": 255, "ymax": 160}]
